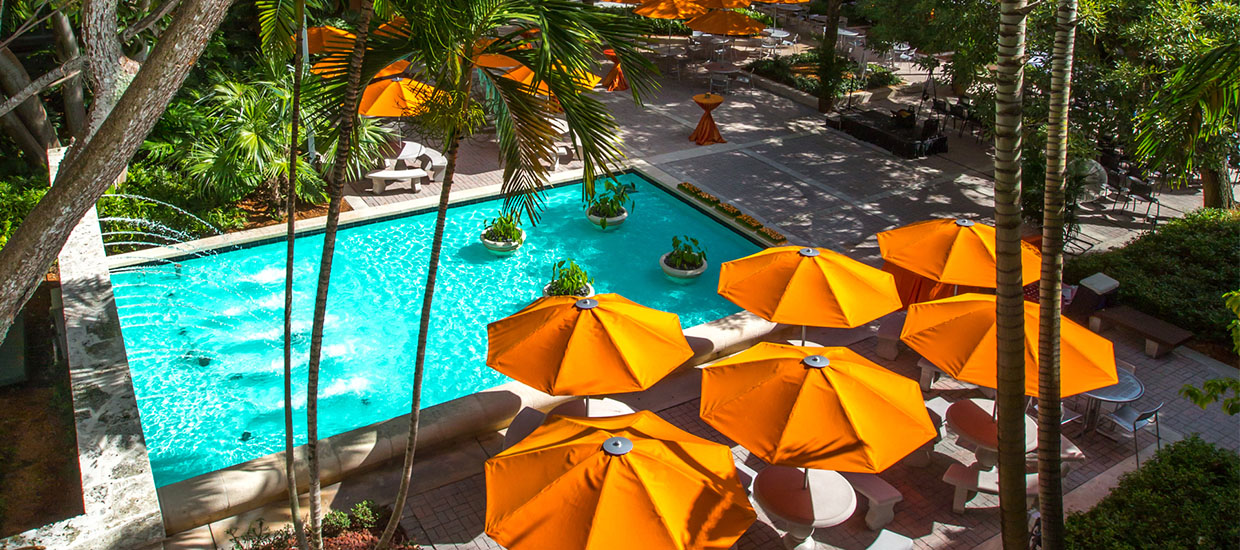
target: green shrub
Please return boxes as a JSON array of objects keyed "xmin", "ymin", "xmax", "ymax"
[
  {"xmin": 322, "ymin": 509, "xmax": 351, "ymax": 537},
  {"xmin": 0, "ymin": 172, "xmax": 47, "ymax": 249},
  {"xmin": 483, "ymin": 211, "xmax": 523, "ymax": 243},
  {"xmin": 546, "ymin": 259, "xmax": 593, "ymax": 297},
  {"xmin": 1064, "ymin": 208, "xmax": 1240, "ymax": 345},
  {"xmin": 349, "ymin": 500, "xmax": 380, "ymax": 530},
  {"xmin": 665, "ymin": 235, "xmax": 706, "ymax": 270},
  {"xmin": 227, "ymin": 519, "xmax": 294, "ymax": 550},
  {"xmin": 1064, "ymin": 436, "xmax": 1239, "ymax": 549}
]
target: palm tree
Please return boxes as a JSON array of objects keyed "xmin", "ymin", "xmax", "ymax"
[
  {"xmin": 1036, "ymin": 1, "xmax": 1079, "ymax": 548},
  {"xmin": 814, "ymin": 0, "xmax": 845, "ymax": 113},
  {"xmin": 255, "ymin": 0, "xmax": 313, "ymax": 546},
  {"xmin": 993, "ymin": 0, "xmax": 1031, "ymax": 546},
  {"xmin": 1133, "ymin": 42, "xmax": 1239, "ymax": 209},
  {"xmin": 301, "ymin": 2, "xmax": 653, "ymax": 547},
  {"xmin": 299, "ymin": 0, "xmax": 379, "ymax": 546}
]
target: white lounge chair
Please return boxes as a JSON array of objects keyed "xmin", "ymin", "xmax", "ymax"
[{"xmin": 395, "ymin": 141, "xmax": 448, "ymax": 181}]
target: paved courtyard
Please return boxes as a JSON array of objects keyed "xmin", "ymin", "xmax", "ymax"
[{"xmin": 171, "ymin": 73, "xmax": 1239, "ymax": 549}]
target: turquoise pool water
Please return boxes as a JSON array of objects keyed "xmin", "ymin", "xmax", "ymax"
[{"xmin": 110, "ymin": 173, "xmax": 762, "ymax": 486}]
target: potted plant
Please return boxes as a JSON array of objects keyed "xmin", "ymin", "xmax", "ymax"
[
  {"xmin": 543, "ymin": 259, "xmax": 595, "ymax": 297},
  {"xmin": 585, "ymin": 181, "xmax": 633, "ymax": 230},
  {"xmin": 479, "ymin": 211, "xmax": 526, "ymax": 255},
  {"xmin": 660, "ymin": 235, "xmax": 708, "ymax": 281}
]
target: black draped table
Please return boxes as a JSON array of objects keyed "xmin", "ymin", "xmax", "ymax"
[{"xmin": 839, "ymin": 110, "xmax": 949, "ymax": 159}]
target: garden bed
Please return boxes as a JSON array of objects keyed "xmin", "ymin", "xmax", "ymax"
[{"xmin": 1063, "ymin": 208, "xmax": 1240, "ymax": 364}]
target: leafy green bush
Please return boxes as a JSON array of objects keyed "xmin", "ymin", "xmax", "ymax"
[
  {"xmin": 0, "ymin": 172, "xmax": 47, "ymax": 249},
  {"xmin": 322, "ymin": 509, "xmax": 351, "ymax": 537},
  {"xmin": 483, "ymin": 211, "xmax": 523, "ymax": 243},
  {"xmin": 96, "ymin": 161, "xmax": 248, "ymax": 253},
  {"xmin": 349, "ymin": 500, "xmax": 380, "ymax": 530},
  {"xmin": 1063, "ymin": 208, "xmax": 1240, "ymax": 344},
  {"xmin": 735, "ymin": 8, "xmax": 775, "ymax": 26},
  {"xmin": 665, "ymin": 235, "xmax": 706, "ymax": 270},
  {"xmin": 1064, "ymin": 436, "xmax": 1239, "ymax": 549},
  {"xmin": 546, "ymin": 259, "xmax": 593, "ymax": 297},
  {"xmin": 586, "ymin": 180, "xmax": 634, "ymax": 222},
  {"xmin": 749, "ymin": 54, "xmax": 899, "ymax": 97}
]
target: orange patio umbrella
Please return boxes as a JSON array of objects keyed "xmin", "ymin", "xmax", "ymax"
[
  {"xmin": 310, "ymin": 59, "xmax": 408, "ymax": 80},
  {"xmin": 700, "ymin": 343, "xmax": 937, "ymax": 472},
  {"xmin": 686, "ymin": 9, "xmax": 766, "ymax": 36},
  {"xmin": 877, "ymin": 218, "xmax": 1042, "ymax": 287},
  {"xmin": 717, "ymin": 246, "xmax": 903, "ymax": 332},
  {"xmin": 305, "ymin": 25, "xmax": 354, "ymax": 55},
  {"xmin": 900, "ymin": 293, "xmax": 1118, "ymax": 397},
  {"xmin": 486, "ymin": 294, "xmax": 694, "ymax": 396},
  {"xmin": 634, "ymin": 0, "xmax": 710, "ymax": 19},
  {"xmin": 486, "ymin": 411, "xmax": 756, "ymax": 550},
  {"xmin": 500, "ymin": 64, "xmax": 601, "ymax": 96},
  {"xmin": 357, "ymin": 76, "xmax": 438, "ymax": 117}
]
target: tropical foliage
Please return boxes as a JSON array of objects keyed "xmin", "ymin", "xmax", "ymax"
[
  {"xmin": 665, "ymin": 235, "xmax": 706, "ymax": 270},
  {"xmin": 1064, "ymin": 208, "xmax": 1240, "ymax": 346},
  {"xmin": 483, "ymin": 211, "xmax": 524, "ymax": 242},
  {"xmin": 546, "ymin": 259, "xmax": 594, "ymax": 297},
  {"xmin": 586, "ymin": 181, "xmax": 634, "ymax": 218},
  {"xmin": 1064, "ymin": 436, "xmax": 1240, "ymax": 549}
]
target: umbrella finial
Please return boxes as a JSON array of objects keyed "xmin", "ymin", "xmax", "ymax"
[
  {"xmin": 802, "ymin": 355, "xmax": 830, "ymax": 368},
  {"xmin": 954, "ymin": 218, "xmax": 975, "ymax": 227},
  {"xmin": 798, "ymin": 247, "xmax": 820, "ymax": 257},
  {"xmin": 603, "ymin": 436, "xmax": 633, "ymax": 456},
  {"xmin": 575, "ymin": 298, "xmax": 599, "ymax": 310}
]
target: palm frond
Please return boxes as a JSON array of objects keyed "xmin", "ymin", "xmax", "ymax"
[{"xmin": 257, "ymin": 0, "xmax": 299, "ymax": 60}]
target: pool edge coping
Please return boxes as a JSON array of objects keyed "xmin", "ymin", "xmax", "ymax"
[{"xmin": 105, "ymin": 161, "xmax": 772, "ymax": 271}]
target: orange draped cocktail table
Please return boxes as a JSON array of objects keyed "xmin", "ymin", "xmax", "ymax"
[
  {"xmin": 690, "ymin": 93, "xmax": 726, "ymax": 145},
  {"xmin": 601, "ymin": 49, "xmax": 629, "ymax": 92}
]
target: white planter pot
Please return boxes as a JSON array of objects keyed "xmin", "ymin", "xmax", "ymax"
[
  {"xmin": 660, "ymin": 252, "xmax": 707, "ymax": 282},
  {"xmin": 587, "ymin": 208, "xmax": 628, "ymax": 230},
  {"xmin": 480, "ymin": 228, "xmax": 525, "ymax": 256},
  {"xmin": 542, "ymin": 282, "xmax": 596, "ymax": 298}
]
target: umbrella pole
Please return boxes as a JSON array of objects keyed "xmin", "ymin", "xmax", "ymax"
[
  {"xmin": 802, "ymin": 467, "xmax": 809, "ymax": 490},
  {"xmin": 801, "ymin": 325, "xmax": 807, "ymax": 347}
]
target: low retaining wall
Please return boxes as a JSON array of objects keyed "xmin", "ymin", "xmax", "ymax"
[
  {"xmin": 158, "ymin": 310, "xmax": 777, "ymax": 535},
  {"xmin": 750, "ymin": 73, "xmax": 874, "ymax": 111}
]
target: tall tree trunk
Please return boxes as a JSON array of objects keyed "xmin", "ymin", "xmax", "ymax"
[
  {"xmin": 304, "ymin": 1, "xmax": 374, "ymax": 547},
  {"xmin": 375, "ymin": 124, "xmax": 461, "ymax": 550},
  {"xmin": 816, "ymin": 0, "xmax": 843, "ymax": 113},
  {"xmin": 0, "ymin": 48, "xmax": 60, "ymax": 147},
  {"xmin": 1037, "ymin": 1, "xmax": 1077, "ymax": 548},
  {"xmin": 994, "ymin": 0, "xmax": 1030, "ymax": 547},
  {"xmin": 0, "ymin": 0, "xmax": 235, "ymax": 343},
  {"xmin": 1201, "ymin": 167, "xmax": 1236, "ymax": 209},
  {"xmin": 282, "ymin": 4, "xmax": 310, "ymax": 549},
  {"xmin": 51, "ymin": 12, "xmax": 87, "ymax": 140}
]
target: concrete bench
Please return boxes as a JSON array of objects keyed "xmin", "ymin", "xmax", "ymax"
[
  {"xmin": 1089, "ymin": 305, "xmax": 1192, "ymax": 358},
  {"xmin": 840, "ymin": 471, "xmax": 903, "ymax": 530},
  {"xmin": 875, "ymin": 311, "xmax": 906, "ymax": 361},
  {"xmin": 866, "ymin": 530, "xmax": 914, "ymax": 550},
  {"xmin": 366, "ymin": 168, "xmax": 428, "ymax": 194},
  {"xmin": 943, "ymin": 463, "xmax": 1038, "ymax": 514}
]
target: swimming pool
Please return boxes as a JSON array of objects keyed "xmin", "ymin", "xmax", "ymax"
[{"xmin": 111, "ymin": 172, "xmax": 762, "ymax": 486}]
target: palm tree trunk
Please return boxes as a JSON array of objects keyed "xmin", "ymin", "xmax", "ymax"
[
  {"xmin": 1201, "ymin": 167, "xmax": 1236, "ymax": 209},
  {"xmin": 375, "ymin": 124, "xmax": 462, "ymax": 550},
  {"xmin": 1037, "ymin": 1, "xmax": 1077, "ymax": 548},
  {"xmin": 282, "ymin": 3, "xmax": 309, "ymax": 549},
  {"xmin": 816, "ymin": 0, "xmax": 843, "ymax": 113},
  {"xmin": 304, "ymin": 2, "xmax": 374, "ymax": 547},
  {"xmin": 1036, "ymin": 0, "xmax": 1076, "ymax": 547},
  {"xmin": 994, "ymin": 0, "xmax": 1030, "ymax": 547}
]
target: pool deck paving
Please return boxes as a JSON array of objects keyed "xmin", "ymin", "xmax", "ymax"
[{"xmin": 165, "ymin": 74, "xmax": 1240, "ymax": 550}]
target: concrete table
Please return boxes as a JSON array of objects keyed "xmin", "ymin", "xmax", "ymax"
[
  {"xmin": 945, "ymin": 398, "xmax": 1036, "ymax": 469},
  {"xmin": 754, "ymin": 465, "xmax": 857, "ymax": 550},
  {"xmin": 366, "ymin": 168, "xmax": 428, "ymax": 194}
]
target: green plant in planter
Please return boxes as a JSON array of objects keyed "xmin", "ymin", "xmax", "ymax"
[
  {"xmin": 665, "ymin": 236, "xmax": 707, "ymax": 270},
  {"xmin": 483, "ymin": 211, "xmax": 524, "ymax": 243},
  {"xmin": 546, "ymin": 259, "xmax": 594, "ymax": 296},
  {"xmin": 586, "ymin": 181, "xmax": 634, "ymax": 221}
]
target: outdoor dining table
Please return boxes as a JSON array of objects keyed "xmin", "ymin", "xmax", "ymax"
[
  {"xmin": 753, "ymin": 465, "xmax": 856, "ymax": 550},
  {"xmin": 946, "ymin": 398, "xmax": 1037, "ymax": 469},
  {"xmin": 705, "ymin": 61, "xmax": 741, "ymax": 75},
  {"xmin": 763, "ymin": 28, "xmax": 790, "ymax": 39},
  {"xmin": 690, "ymin": 93, "xmax": 727, "ymax": 145},
  {"xmin": 1082, "ymin": 367, "xmax": 1144, "ymax": 432},
  {"xmin": 601, "ymin": 48, "xmax": 629, "ymax": 92}
]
